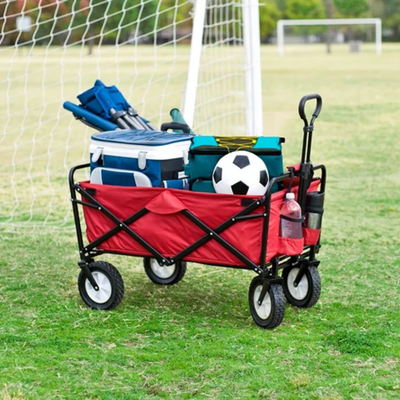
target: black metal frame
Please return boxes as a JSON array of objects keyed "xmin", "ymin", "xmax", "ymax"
[{"xmin": 69, "ymin": 161, "xmax": 326, "ymax": 294}]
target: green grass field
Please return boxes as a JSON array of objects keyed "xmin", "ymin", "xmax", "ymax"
[{"xmin": 1, "ymin": 43, "xmax": 400, "ymax": 399}]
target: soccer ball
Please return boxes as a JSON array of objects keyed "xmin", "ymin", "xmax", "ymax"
[{"xmin": 212, "ymin": 151, "xmax": 269, "ymax": 195}]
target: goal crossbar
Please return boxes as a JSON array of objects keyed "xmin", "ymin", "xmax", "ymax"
[{"xmin": 277, "ymin": 18, "xmax": 382, "ymax": 55}]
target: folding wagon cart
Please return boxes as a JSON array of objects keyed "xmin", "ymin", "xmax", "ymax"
[{"xmin": 69, "ymin": 94, "xmax": 326, "ymax": 329}]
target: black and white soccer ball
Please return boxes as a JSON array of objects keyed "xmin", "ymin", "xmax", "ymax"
[{"xmin": 212, "ymin": 151, "xmax": 269, "ymax": 195}]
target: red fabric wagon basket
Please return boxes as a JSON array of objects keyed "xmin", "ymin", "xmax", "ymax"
[{"xmin": 80, "ymin": 179, "xmax": 320, "ymax": 267}]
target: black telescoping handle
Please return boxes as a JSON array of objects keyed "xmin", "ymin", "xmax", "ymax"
[
  {"xmin": 160, "ymin": 122, "xmax": 191, "ymax": 134},
  {"xmin": 298, "ymin": 93, "xmax": 323, "ymax": 164},
  {"xmin": 298, "ymin": 93, "xmax": 322, "ymax": 127},
  {"xmin": 297, "ymin": 94, "xmax": 322, "ymax": 213}
]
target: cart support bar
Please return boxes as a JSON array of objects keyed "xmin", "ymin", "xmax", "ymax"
[
  {"xmin": 257, "ymin": 280, "xmax": 270, "ymax": 305},
  {"xmin": 75, "ymin": 185, "xmax": 166, "ymax": 264},
  {"xmin": 78, "ymin": 260, "xmax": 99, "ymax": 291},
  {"xmin": 181, "ymin": 209, "xmax": 262, "ymax": 273}
]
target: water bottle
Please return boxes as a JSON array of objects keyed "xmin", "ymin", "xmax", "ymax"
[
  {"xmin": 304, "ymin": 191, "xmax": 324, "ymax": 229},
  {"xmin": 280, "ymin": 193, "xmax": 303, "ymax": 239}
]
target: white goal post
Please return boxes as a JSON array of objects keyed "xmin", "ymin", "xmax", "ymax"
[
  {"xmin": 184, "ymin": 0, "xmax": 263, "ymax": 137},
  {"xmin": 277, "ymin": 18, "xmax": 382, "ymax": 55}
]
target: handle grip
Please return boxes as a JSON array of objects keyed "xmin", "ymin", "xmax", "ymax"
[
  {"xmin": 298, "ymin": 94, "xmax": 322, "ymax": 126},
  {"xmin": 160, "ymin": 122, "xmax": 191, "ymax": 134}
]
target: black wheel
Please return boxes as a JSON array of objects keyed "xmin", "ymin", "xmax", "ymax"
[
  {"xmin": 78, "ymin": 261, "xmax": 124, "ymax": 310},
  {"xmin": 282, "ymin": 265, "xmax": 321, "ymax": 308},
  {"xmin": 143, "ymin": 258, "xmax": 187, "ymax": 285},
  {"xmin": 248, "ymin": 276, "xmax": 285, "ymax": 329}
]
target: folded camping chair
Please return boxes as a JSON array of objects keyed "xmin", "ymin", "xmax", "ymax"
[{"xmin": 63, "ymin": 80, "xmax": 193, "ymax": 134}]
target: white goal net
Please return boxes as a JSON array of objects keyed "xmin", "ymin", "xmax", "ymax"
[{"xmin": 0, "ymin": 0, "xmax": 259, "ymax": 231}]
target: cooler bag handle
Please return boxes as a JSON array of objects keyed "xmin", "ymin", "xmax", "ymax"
[
  {"xmin": 161, "ymin": 122, "xmax": 191, "ymax": 134},
  {"xmin": 138, "ymin": 151, "xmax": 147, "ymax": 170},
  {"xmin": 91, "ymin": 147, "xmax": 104, "ymax": 163}
]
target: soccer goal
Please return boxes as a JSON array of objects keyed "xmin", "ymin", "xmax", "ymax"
[
  {"xmin": 277, "ymin": 18, "xmax": 382, "ymax": 55},
  {"xmin": 0, "ymin": 0, "xmax": 263, "ymax": 230}
]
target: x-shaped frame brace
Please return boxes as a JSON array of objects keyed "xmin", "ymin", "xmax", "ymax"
[{"xmin": 74, "ymin": 182, "xmax": 267, "ymax": 275}]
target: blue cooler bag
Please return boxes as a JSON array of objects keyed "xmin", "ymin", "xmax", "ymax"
[
  {"xmin": 90, "ymin": 130, "xmax": 193, "ymax": 187},
  {"xmin": 185, "ymin": 136, "xmax": 284, "ymax": 193}
]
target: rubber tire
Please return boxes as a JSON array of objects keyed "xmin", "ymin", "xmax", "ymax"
[
  {"xmin": 248, "ymin": 276, "xmax": 285, "ymax": 329},
  {"xmin": 282, "ymin": 265, "xmax": 321, "ymax": 308},
  {"xmin": 78, "ymin": 261, "xmax": 124, "ymax": 310},
  {"xmin": 143, "ymin": 258, "xmax": 187, "ymax": 285}
]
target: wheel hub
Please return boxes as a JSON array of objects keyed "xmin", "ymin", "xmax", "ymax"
[
  {"xmin": 150, "ymin": 259, "xmax": 176, "ymax": 279},
  {"xmin": 85, "ymin": 271, "xmax": 112, "ymax": 304},
  {"xmin": 287, "ymin": 268, "xmax": 308, "ymax": 301},
  {"xmin": 253, "ymin": 285, "xmax": 271, "ymax": 320}
]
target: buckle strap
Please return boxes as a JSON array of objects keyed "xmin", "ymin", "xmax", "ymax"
[{"xmin": 286, "ymin": 166, "xmax": 295, "ymax": 195}]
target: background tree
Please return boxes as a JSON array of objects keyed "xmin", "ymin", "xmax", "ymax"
[
  {"xmin": 31, "ymin": 0, "xmax": 69, "ymax": 46},
  {"xmin": 284, "ymin": 0, "xmax": 325, "ymax": 37},
  {"xmin": 259, "ymin": 0, "xmax": 282, "ymax": 40},
  {"xmin": 156, "ymin": 0, "xmax": 193, "ymax": 35},
  {"xmin": 333, "ymin": 0, "xmax": 369, "ymax": 17},
  {"xmin": 334, "ymin": 0, "xmax": 369, "ymax": 41},
  {"xmin": 78, "ymin": 0, "xmax": 157, "ymax": 47},
  {"xmin": 0, "ymin": 0, "xmax": 52, "ymax": 45},
  {"xmin": 74, "ymin": 0, "xmax": 193, "ymax": 49},
  {"xmin": 285, "ymin": 0, "xmax": 325, "ymax": 19},
  {"xmin": 325, "ymin": 0, "xmax": 334, "ymax": 53},
  {"xmin": 381, "ymin": 0, "xmax": 400, "ymax": 41}
]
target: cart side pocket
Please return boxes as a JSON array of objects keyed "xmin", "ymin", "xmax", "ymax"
[
  {"xmin": 303, "ymin": 227, "xmax": 321, "ymax": 246},
  {"xmin": 278, "ymin": 236, "xmax": 304, "ymax": 256}
]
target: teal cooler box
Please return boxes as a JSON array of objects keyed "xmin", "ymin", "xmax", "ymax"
[
  {"xmin": 185, "ymin": 136, "xmax": 285, "ymax": 193},
  {"xmin": 89, "ymin": 130, "xmax": 193, "ymax": 187}
]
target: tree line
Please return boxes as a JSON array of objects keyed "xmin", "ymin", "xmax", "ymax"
[
  {"xmin": 0, "ymin": 0, "xmax": 186, "ymax": 46},
  {"xmin": 260, "ymin": 0, "xmax": 400, "ymax": 41},
  {"xmin": 0, "ymin": 0, "xmax": 399, "ymax": 46}
]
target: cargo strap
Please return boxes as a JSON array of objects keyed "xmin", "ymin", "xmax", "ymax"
[
  {"xmin": 286, "ymin": 166, "xmax": 295, "ymax": 195},
  {"xmin": 215, "ymin": 136, "xmax": 257, "ymax": 152},
  {"xmin": 280, "ymin": 214, "xmax": 305, "ymax": 223}
]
